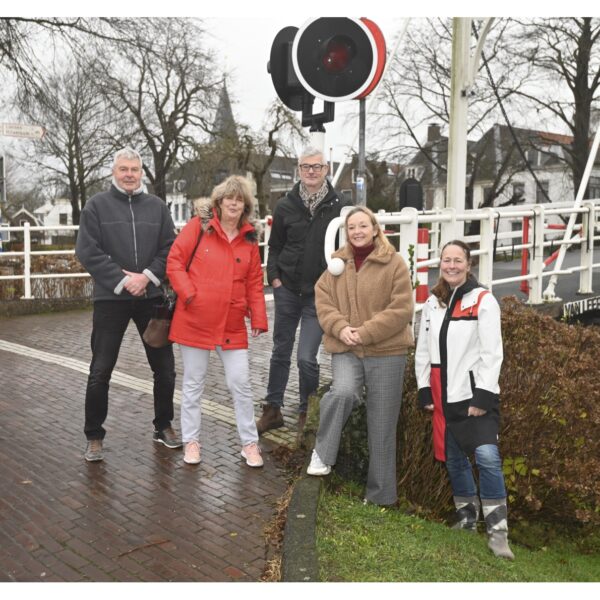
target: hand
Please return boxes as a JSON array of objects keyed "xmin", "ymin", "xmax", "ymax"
[
  {"xmin": 468, "ymin": 406, "xmax": 487, "ymax": 417},
  {"xmin": 423, "ymin": 404, "xmax": 434, "ymax": 412},
  {"xmin": 339, "ymin": 326, "xmax": 362, "ymax": 346},
  {"xmin": 251, "ymin": 328, "xmax": 266, "ymax": 338},
  {"xmin": 123, "ymin": 270, "xmax": 150, "ymax": 296},
  {"xmin": 272, "ymin": 278, "xmax": 282, "ymax": 289}
]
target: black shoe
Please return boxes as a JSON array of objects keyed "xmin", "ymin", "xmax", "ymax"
[{"xmin": 153, "ymin": 427, "xmax": 183, "ymax": 449}]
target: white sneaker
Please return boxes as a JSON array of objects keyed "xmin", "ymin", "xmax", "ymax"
[{"xmin": 307, "ymin": 449, "xmax": 331, "ymax": 476}]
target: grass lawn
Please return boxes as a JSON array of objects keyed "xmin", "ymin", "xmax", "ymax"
[{"xmin": 316, "ymin": 487, "xmax": 600, "ymax": 582}]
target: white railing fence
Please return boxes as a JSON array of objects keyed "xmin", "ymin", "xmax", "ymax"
[
  {"xmin": 0, "ymin": 220, "xmax": 274, "ymax": 300},
  {"xmin": 2, "ymin": 201, "xmax": 599, "ymax": 305},
  {"xmin": 325, "ymin": 200, "xmax": 600, "ymax": 307}
]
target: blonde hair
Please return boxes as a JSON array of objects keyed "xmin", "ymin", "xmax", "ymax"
[
  {"xmin": 211, "ymin": 175, "xmax": 256, "ymax": 227},
  {"xmin": 344, "ymin": 206, "xmax": 395, "ymax": 251}
]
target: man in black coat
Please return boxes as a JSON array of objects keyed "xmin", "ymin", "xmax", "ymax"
[
  {"xmin": 76, "ymin": 147, "xmax": 182, "ymax": 462},
  {"xmin": 258, "ymin": 146, "xmax": 352, "ymax": 436}
]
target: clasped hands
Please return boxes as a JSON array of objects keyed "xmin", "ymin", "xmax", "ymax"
[
  {"xmin": 339, "ymin": 325, "xmax": 362, "ymax": 346},
  {"xmin": 123, "ymin": 270, "xmax": 149, "ymax": 297}
]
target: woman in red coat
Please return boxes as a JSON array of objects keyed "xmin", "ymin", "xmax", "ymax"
[{"xmin": 167, "ymin": 176, "xmax": 268, "ymax": 467}]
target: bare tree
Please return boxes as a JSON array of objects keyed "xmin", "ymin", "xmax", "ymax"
[
  {"xmin": 91, "ymin": 18, "xmax": 219, "ymax": 201},
  {"xmin": 377, "ymin": 18, "xmax": 513, "ymax": 161},
  {"xmin": 17, "ymin": 63, "xmax": 118, "ymax": 224},
  {"xmin": 507, "ymin": 17, "xmax": 600, "ymax": 199},
  {"xmin": 235, "ymin": 102, "xmax": 307, "ymax": 216},
  {"xmin": 1, "ymin": 18, "xmax": 142, "ymax": 95}
]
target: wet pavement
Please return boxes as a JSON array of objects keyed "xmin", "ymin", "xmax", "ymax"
[{"xmin": 0, "ymin": 296, "xmax": 331, "ymax": 582}]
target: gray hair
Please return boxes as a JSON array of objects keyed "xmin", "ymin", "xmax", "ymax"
[
  {"xmin": 298, "ymin": 145, "xmax": 324, "ymax": 164},
  {"xmin": 112, "ymin": 147, "xmax": 143, "ymax": 169}
]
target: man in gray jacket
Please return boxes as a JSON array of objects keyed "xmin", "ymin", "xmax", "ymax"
[{"xmin": 76, "ymin": 147, "xmax": 181, "ymax": 462}]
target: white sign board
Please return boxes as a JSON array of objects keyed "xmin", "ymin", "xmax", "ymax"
[{"xmin": 0, "ymin": 123, "xmax": 46, "ymax": 140}]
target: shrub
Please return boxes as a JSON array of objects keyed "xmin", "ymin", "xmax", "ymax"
[{"xmin": 333, "ymin": 297, "xmax": 600, "ymax": 526}]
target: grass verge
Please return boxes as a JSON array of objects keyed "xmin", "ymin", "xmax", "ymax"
[{"xmin": 316, "ymin": 484, "xmax": 600, "ymax": 582}]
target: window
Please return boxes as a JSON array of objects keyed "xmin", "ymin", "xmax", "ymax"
[
  {"xmin": 512, "ymin": 182, "xmax": 525, "ymax": 201},
  {"xmin": 536, "ymin": 181, "xmax": 550, "ymax": 203},
  {"xmin": 59, "ymin": 213, "xmax": 68, "ymax": 225},
  {"xmin": 587, "ymin": 176, "xmax": 600, "ymax": 200}
]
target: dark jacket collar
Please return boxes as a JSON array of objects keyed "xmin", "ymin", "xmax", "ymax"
[{"xmin": 451, "ymin": 275, "xmax": 481, "ymax": 302}]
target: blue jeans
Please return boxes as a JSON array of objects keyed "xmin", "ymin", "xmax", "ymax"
[
  {"xmin": 445, "ymin": 430, "xmax": 506, "ymax": 500},
  {"xmin": 84, "ymin": 299, "xmax": 176, "ymax": 440},
  {"xmin": 265, "ymin": 285, "xmax": 323, "ymax": 413}
]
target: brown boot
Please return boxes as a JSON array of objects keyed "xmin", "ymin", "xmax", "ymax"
[{"xmin": 256, "ymin": 404, "xmax": 284, "ymax": 435}]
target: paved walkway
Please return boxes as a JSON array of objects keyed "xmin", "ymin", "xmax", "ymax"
[{"xmin": 0, "ymin": 296, "xmax": 331, "ymax": 582}]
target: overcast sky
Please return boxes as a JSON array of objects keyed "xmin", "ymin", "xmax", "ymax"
[
  {"xmin": 203, "ymin": 15, "xmax": 406, "ymax": 164},
  {"xmin": 5, "ymin": 0, "xmax": 591, "ymax": 169}
]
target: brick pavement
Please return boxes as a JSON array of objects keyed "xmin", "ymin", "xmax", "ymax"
[{"xmin": 0, "ymin": 297, "xmax": 332, "ymax": 582}]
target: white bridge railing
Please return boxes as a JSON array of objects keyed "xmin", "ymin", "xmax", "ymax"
[
  {"xmin": 0, "ymin": 220, "xmax": 273, "ymax": 300},
  {"xmin": 325, "ymin": 200, "xmax": 600, "ymax": 307},
  {"xmin": 2, "ymin": 201, "xmax": 599, "ymax": 305}
]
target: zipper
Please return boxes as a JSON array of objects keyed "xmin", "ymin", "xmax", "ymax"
[{"xmin": 128, "ymin": 195, "xmax": 139, "ymax": 270}]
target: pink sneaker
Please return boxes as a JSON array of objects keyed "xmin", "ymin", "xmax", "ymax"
[
  {"xmin": 183, "ymin": 441, "xmax": 201, "ymax": 465},
  {"xmin": 241, "ymin": 442, "xmax": 263, "ymax": 468}
]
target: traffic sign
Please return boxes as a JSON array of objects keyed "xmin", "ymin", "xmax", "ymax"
[
  {"xmin": 292, "ymin": 18, "xmax": 386, "ymax": 103},
  {"xmin": 0, "ymin": 123, "xmax": 46, "ymax": 140}
]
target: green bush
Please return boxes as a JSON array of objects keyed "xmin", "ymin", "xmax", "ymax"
[{"xmin": 332, "ymin": 297, "xmax": 600, "ymax": 526}]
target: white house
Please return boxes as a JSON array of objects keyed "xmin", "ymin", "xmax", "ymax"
[{"xmin": 34, "ymin": 198, "xmax": 74, "ymax": 244}]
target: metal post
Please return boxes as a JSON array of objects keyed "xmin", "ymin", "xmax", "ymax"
[
  {"xmin": 578, "ymin": 201, "xmax": 595, "ymax": 294},
  {"xmin": 446, "ymin": 18, "xmax": 471, "ymax": 218},
  {"xmin": 439, "ymin": 207, "xmax": 458, "ymax": 248},
  {"xmin": 357, "ymin": 98, "xmax": 367, "ymax": 206},
  {"xmin": 528, "ymin": 206, "xmax": 545, "ymax": 304},
  {"xmin": 23, "ymin": 222, "xmax": 32, "ymax": 299},
  {"xmin": 478, "ymin": 207, "xmax": 495, "ymax": 289},
  {"xmin": 520, "ymin": 217, "xmax": 529, "ymax": 294}
]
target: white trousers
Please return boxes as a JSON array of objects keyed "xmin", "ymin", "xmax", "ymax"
[{"xmin": 179, "ymin": 345, "xmax": 259, "ymax": 446}]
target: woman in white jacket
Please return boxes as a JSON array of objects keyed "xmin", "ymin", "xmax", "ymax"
[{"xmin": 415, "ymin": 240, "xmax": 514, "ymax": 560}]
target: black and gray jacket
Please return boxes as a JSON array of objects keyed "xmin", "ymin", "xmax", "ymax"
[
  {"xmin": 266, "ymin": 181, "xmax": 351, "ymax": 296},
  {"xmin": 76, "ymin": 184, "xmax": 176, "ymax": 302}
]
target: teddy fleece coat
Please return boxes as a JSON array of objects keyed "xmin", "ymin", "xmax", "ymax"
[
  {"xmin": 166, "ymin": 210, "xmax": 267, "ymax": 350},
  {"xmin": 315, "ymin": 241, "xmax": 414, "ymax": 357}
]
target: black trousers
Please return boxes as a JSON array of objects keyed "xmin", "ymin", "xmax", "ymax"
[{"xmin": 84, "ymin": 298, "xmax": 176, "ymax": 440}]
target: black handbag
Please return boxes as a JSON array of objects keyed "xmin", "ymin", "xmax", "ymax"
[{"xmin": 143, "ymin": 222, "xmax": 204, "ymax": 348}]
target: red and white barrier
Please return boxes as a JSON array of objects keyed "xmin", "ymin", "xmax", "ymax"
[{"xmin": 416, "ymin": 228, "xmax": 429, "ymax": 303}]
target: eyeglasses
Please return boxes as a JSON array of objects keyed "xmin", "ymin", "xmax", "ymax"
[{"xmin": 299, "ymin": 163, "xmax": 326, "ymax": 173}]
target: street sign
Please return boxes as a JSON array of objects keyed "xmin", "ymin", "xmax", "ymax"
[
  {"xmin": 562, "ymin": 295, "xmax": 600, "ymax": 320},
  {"xmin": 0, "ymin": 123, "xmax": 46, "ymax": 140}
]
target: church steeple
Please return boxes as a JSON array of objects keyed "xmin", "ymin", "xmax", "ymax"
[{"xmin": 211, "ymin": 78, "xmax": 238, "ymax": 143}]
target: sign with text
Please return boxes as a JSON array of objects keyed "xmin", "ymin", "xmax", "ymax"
[
  {"xmin": 563, "ymin": 295, "xmax": 600, "ymax": 320},
  {"xmin": 0, "ymin": 123, "xmax": 46, "ymax": 140}
]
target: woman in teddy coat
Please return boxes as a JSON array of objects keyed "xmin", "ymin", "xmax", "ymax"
[{"xmin": 306, "ymin": 206, "xmax": 414, "ymax": 506}]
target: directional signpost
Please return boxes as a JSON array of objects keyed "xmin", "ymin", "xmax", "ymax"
[
  {"xmin": 0, "ymin": 122, "xmax": 46, "ymax": 140},
  {"xmin": 0, "ymin": 122, "xmax": 45, "ymax": 249}
]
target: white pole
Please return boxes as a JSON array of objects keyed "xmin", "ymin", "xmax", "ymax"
[
  {"xmin": 542, "ymin": 124, "xmax": 600, "ymax": 301},
  {"xmin": 23, "ymin": 222, "xmax": 32, "ymax": 299},
  {"xmin": 446, "ymin": 18, "xmax": 471, "ymax": 216}
]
